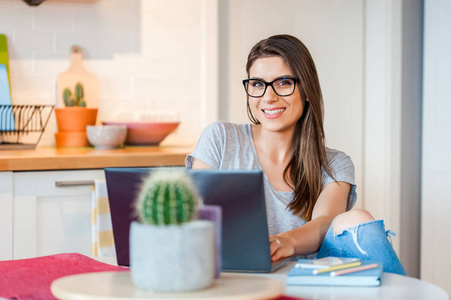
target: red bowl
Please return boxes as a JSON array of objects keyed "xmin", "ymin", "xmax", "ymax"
[{"xmin": 102, "ymin": 121, "xmax": 179, "ymax": 146}]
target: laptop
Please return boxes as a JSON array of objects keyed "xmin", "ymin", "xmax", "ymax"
[{"xmin": 104, "ymin": 167, "xmax": 293, "ymax": 273}]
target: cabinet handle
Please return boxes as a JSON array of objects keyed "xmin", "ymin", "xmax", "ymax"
[{"xmin": 55, "ymin": 180, "xmax": 95, "ymax": 187}]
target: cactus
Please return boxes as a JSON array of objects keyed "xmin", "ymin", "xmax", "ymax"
[
  {"xmin": 63, "ymin": 82, "xmax": 86, "ymax": 107},
  {"xmin": 67, "ymin": 96, "xmax": 76, "ymax": 106},
  {"xmin": 63, "ymin": 88, "xmax": 72, "ymax": 107},
  {"xmin": 78, "ymin": 98, "xmax": 86, "ymax": 107},
  {"xmin": 134, "ymin": 169, "xmax": 198, "ymax": 225},
  {"xmin": 75, "ymin": 82, "xmax": 84, "ymax": 105}
]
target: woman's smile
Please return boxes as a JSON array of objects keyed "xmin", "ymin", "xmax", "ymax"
[{"xmin": 262, "ymin": 107, "xmax": 286, "ymax": 118}]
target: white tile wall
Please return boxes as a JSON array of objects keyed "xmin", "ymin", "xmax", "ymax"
[{"xmin": 0, "ymin": 0, "xmax": 207, "ymax": 147}]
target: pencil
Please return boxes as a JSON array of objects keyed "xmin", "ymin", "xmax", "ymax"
[
  {"xmin": 330, "ymin": 263, "xmax": 379, "ymax": 277},
  {"xmin": 313, "ymin": 261, "xmax": 362, "ymax": 274}
]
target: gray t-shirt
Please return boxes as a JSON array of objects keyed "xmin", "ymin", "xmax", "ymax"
[{"xmin": 185, "ymin": 121, "xmax": 357, "ymax": 236}]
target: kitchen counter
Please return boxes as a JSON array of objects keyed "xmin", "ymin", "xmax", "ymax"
[{"xmin": 0, "ymin": 146, "xmax": 194, "ymax": 171}]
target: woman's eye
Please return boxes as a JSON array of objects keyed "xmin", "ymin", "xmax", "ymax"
[
  {"xmin": 276, "ymin": 79, "xmax": 293, "ymax": 86},
  {"xmin": 251, "ymin": 80, "xmax": 264, "ymax": 88}
]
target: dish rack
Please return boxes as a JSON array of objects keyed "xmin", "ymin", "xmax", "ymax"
[{"xmin": 0, "ymin": 105, "xmax": 54, "ymax": 150}]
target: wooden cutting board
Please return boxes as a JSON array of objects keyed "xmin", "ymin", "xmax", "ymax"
[{"xmin": 57, "ymin": 46, "xmax": 99, "ymax": 109}]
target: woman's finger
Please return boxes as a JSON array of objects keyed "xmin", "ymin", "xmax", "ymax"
[{"xmin": 269, "ymin": 235, "xmax": 280, "ymax": 254}]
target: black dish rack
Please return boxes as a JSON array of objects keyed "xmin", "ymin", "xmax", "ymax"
[{"xmin": 0, "ymin": 105, "xmax": 54, "ymax": 150}]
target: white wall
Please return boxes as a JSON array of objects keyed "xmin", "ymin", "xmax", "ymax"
[
  {"xmin": 0, "ymin": 0, "xmax": 217, "ymax": 146},
  {"xmin": 422, "ymin": 0, "xmax": 451, "ymax": 295},
  {"xmin": 219, "ymin": 0, "xmax": 364, "ymax": 210},
  {"xmin": 364, "ymin": 0, "xmax": 422, "ymax": 278}
]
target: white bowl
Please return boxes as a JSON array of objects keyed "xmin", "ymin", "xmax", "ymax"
[{"xmin": 87, "ymin": 125, "xmax": 127, "ymax": 149}]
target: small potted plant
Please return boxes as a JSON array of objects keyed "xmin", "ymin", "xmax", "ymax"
[
  {"xmin": 54, "ymin": 82, "xmax": 98, "ymax": 147},
  {"xmin": 130, "ymin": 169, "xmax": 215, "ymax": 291},
  {"xmin": 55, "ymin": 82, "xmax": 98, "ymax": 131}
]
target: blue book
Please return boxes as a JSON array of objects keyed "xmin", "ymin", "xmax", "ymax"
[
  {"xmin": 287, "ymin": 259, "xmax": 383, "ymax": 287},
  {"xmin": 0, "ymin": 64, "xmax": 11, "ymax": 105}
]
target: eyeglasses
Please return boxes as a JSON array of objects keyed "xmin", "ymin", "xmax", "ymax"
[{"xmin": 242, "ymin": 76, "xmax": 299, "ymax": 98}]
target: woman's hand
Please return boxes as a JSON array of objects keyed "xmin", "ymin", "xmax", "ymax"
[
  {"xmin": 268, "ymin": 182, "xmax": 350, "ymax": 258},
  {"xmin": 269, "ymin": 234, "xmax": 296, "ymax": 261}
]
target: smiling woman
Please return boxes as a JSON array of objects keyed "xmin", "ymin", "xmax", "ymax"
[{"xmin": 186, "ymin": 34, "xmax": 406, "ymax": 275}]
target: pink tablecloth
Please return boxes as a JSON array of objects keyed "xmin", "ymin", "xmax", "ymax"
[
  {"xmin": 0, "ymin": 253, "xmax": 309, "ymax": 300},
  {"xmin": 0, "ymin": 253, "xmax": 127, "ymax": 300}
]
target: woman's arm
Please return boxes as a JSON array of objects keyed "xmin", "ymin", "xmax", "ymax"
[
  {"xmin": 269, "ymin": 181, "xmax": 350, "ymax": 260},
  {"xmin": 191, "ymin": 158, "xmax": 212, "ymax": 169}
]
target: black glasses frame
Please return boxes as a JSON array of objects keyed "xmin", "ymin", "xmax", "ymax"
[{"xmin": 242, "ymin": 76, "xmax": 300, "ymax": 98}]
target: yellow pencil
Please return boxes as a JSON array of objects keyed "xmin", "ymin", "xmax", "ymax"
[{"xmin": 312, "ymin": 261, "xmax": 362, "ymax": 275}]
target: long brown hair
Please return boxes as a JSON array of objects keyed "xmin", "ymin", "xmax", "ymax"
[{"xmin": 245, "ymin": 34, "xmax": 335, "ymax": 221}]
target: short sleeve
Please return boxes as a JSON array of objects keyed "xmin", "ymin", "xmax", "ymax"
[
  {"xmin": 322, "ymin": 150, "xmax": 357, "ymax": 210},
  {"xmin": 185, "ymin": 122, "xmax": 225, "ymax": 169}
]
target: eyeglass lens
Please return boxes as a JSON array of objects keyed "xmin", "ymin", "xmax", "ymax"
[{"xmin": 245, "ymin": 78, "xmax": 296, "ymax": 97}]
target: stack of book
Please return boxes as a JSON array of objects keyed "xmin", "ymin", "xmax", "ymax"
[{"xmin": 286, "ymin": 257, "xmax": 383, "ymax": 287}]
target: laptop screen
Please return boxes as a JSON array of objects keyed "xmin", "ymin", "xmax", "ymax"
[{"xmin": 104, "ymin": 167, "xmax": 273, "ymax": 272}]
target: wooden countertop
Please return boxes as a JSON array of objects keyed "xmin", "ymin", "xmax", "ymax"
[{"xmin": 0, "ymin": 146, "xmax": 194, "ymax": 171}]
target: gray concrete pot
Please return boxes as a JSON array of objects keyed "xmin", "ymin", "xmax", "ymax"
[{"xmin": 130, "ymin": 220, "xmax": 215, "ymax": 291}]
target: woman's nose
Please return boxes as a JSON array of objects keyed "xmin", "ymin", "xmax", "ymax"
[{"xmin": 262, "ymin": 85, "xmax": 278, "ymax": 103}]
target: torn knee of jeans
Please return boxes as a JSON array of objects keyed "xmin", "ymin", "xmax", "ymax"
[
  {"xmin": 332, "ymin": 219, "xmax": 378, "ymax": 256},
  {"xmin": 344, "ymin": 225, "xmax": 368, "ymax": 255}
]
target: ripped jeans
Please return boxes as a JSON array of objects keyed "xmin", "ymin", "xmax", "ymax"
[{"xmin": 316, "ymin": 219, "xmax": 406, "ymax": 275}]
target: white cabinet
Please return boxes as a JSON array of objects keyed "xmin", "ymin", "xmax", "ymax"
[{"xmin": 13, "ymin": 169, "xmax": 105, "ymax": 259}]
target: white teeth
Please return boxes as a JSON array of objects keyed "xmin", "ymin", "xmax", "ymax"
[{"xmin": 263, "ymin": 108, "xmax": 285, "ymax": 115}]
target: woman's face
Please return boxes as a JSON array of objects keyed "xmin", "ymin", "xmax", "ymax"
[{"xmin": 248, "ymin": 56, "xmax": 304, "ymax": 134}]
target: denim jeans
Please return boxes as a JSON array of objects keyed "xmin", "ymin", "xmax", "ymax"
[{"xmin": 316, "ymin": 219, "xmax": 406, "ymax": 275}]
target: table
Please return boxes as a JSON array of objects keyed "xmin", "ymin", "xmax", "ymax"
[
  {"xmin": 52, "ymin": 259, "xmax": 449, "ymax": 300},
  {"xmin": 51, "ymin": 272, "xmax": 285, "ymax": 300}
]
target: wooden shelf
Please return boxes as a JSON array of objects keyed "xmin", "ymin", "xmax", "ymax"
[{"xmin": 0, "ymin": 145, "xmax": 194, "ymax": 171}]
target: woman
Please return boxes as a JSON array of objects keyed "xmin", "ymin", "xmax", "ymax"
[{"xmin": 186, "ymin": 34, "xmax": 405, "ymax": 275}]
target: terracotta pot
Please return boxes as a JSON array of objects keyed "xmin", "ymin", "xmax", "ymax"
[
  {"xmin": 55, "ymin": 132, "xmax": 90, "ymax": 147},
  {"xmin": 55, "ymin": 108, "xmax": 98, "ymax": 132}
]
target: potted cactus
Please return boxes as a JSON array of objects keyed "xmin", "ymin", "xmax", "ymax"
[
  {"xmin": 130, "ymin": 169, "xmax": 215, "ymax": 292},
  {"xmin": 54, "ymin": 82, "xmax": 98, "ymax": 147},
  {"xmin": 63, "ymin": 82, "xmax": 87, "ymax": 107}
]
